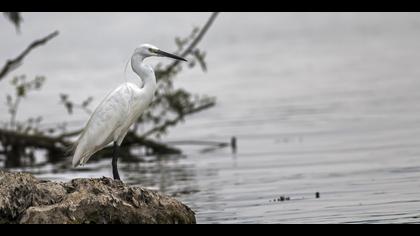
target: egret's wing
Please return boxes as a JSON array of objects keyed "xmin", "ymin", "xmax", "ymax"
[{"xmin": 72, "ymin": 83, "xmax": 133, "ymax": 167}]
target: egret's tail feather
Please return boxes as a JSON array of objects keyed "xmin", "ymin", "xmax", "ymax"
[
  {"xmin": 71, "ymin": 139, "xmax": 86, "ymax": 168},
  {"xmin": 72, "ymin": 142, "xmax": 102, "ymax": 168},
  {"xmin": 64, "ymin": 141, "xmax": 78, "ymax": 157},
  {"xmin": 72, "ymin": 153, "xmax": 82, "ymax": 168},
  {"xmin": 72, "ymin": 147, "xmax": 86, "ymax": 168}
]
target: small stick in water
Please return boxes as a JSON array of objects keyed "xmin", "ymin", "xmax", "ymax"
[{"xmin": 231, "ymin": 136, "xmax": 237, "ymax": 153}]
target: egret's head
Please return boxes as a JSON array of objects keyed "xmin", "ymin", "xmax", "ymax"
[{"xmin": 134, "ymin": 44, "xmax": 187, "ymax": 62}]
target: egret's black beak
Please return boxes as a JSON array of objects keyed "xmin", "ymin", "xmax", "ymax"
[{"xmin": 156, "ymin": 49, "xmax": 187, "ymax": 62}]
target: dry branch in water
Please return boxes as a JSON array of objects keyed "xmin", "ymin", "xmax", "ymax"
[
  {"xmin": 0, "ymin": 13, "xmax": 220, "ymax": 168},
  {"xmin": 0, "ymin": 127, "xmax": 181, "ymax": 168},
  {"xmin": 140, "ymin": 101, "xmax": 215, "ymax": 138}
]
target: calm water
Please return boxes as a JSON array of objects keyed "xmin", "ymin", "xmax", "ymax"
[{"xmin": 3, "ymin": 13, "xmax": 420, "ymax": 223}]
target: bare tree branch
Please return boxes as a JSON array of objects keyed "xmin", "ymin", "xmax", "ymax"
[
  {"xmin": 140, "ymin": 100, "xmax": 216, "ymax": 138},
  {"xmin": 159, "ymin": 12, "xmax": 219, "ymax": 77},
  {"xmin": 0, "ymin": 128, "xmax": 181, "ymax": 159},
  {"xmin": 0, "ymin": 31, "xmax": 59, "ymax": 81},
  {"xmin": 0, "ymin": 128, "xmax": 70, "ymax": 150}
]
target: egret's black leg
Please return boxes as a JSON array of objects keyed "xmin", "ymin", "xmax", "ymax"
[{"xmin": 112, "ymin": 142, "xmax": 121, "ymax": 180}]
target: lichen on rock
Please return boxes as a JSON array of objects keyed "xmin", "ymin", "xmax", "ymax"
[{"xmin": 0, "ymin": 170, "xmax": 196, "ymax": 224}]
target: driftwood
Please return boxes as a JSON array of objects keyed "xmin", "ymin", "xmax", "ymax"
[
  {"xmin": 0, "ymin": 127, "xmax": 182, "ymax": 167},
  {"xmin": 0, "ymin": 103, "xmax": 216, "ymax": 167},
  {"xmin": 0, "ymin": 88, "xmax": 215, "ymax": 167},
  {"xmin": 0, "ymin": 128, "xmax": 182, "ymax": 154},
  {"xmin": 0, "ymin": 99, "xmax": 224, "ymax": 166}
]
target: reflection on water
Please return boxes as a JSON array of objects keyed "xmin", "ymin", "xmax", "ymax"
[
  {"xmin": 10, "ymin": 130, "xmax": 420, "ymax": 224},
  {"xmin": 3, "ymin": 13, "xmax": 420, "ymax": 223}
]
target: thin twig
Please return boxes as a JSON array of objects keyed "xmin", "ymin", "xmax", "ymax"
[
  {"xmin": 166, "ymin": 140, "xmax": 228, "ymax": 146},
  {"xmin": 160, "ymin": 12, "xmax": 219, "ymax": 76},
  {"xmin": 140, "ymin": 100, "xmax": 215, "ymax": 138},
  {"xmin": 56, "ymin": 129, "xmax": 83, "ymax": 140},
  {"xmin": 0, "ymin": 31, "xmax": 59, "ymax": 81}
]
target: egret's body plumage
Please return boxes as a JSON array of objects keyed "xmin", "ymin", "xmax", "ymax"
[{"xmin": 71, "ymin": 44, "xmax": 186, "ymax": 180}]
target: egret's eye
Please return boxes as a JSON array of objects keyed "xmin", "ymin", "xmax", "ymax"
[{"xmin": 149, "ymin": 48, "xmax": 155, "ymax": 53}]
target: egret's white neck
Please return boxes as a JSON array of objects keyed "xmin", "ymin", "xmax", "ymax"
[{"xmin": 131, "ymin": 56, "xmax": 157, "ymax": 93}]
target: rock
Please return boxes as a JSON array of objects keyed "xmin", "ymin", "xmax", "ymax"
[{"xmin": 0, "ymin": 170, "xmax": 196, "ymax": 224}]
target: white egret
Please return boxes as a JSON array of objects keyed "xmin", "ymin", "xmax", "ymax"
[{"xmin": 72, "ymin": 44, "xmax": 187, "ymax": 180}]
